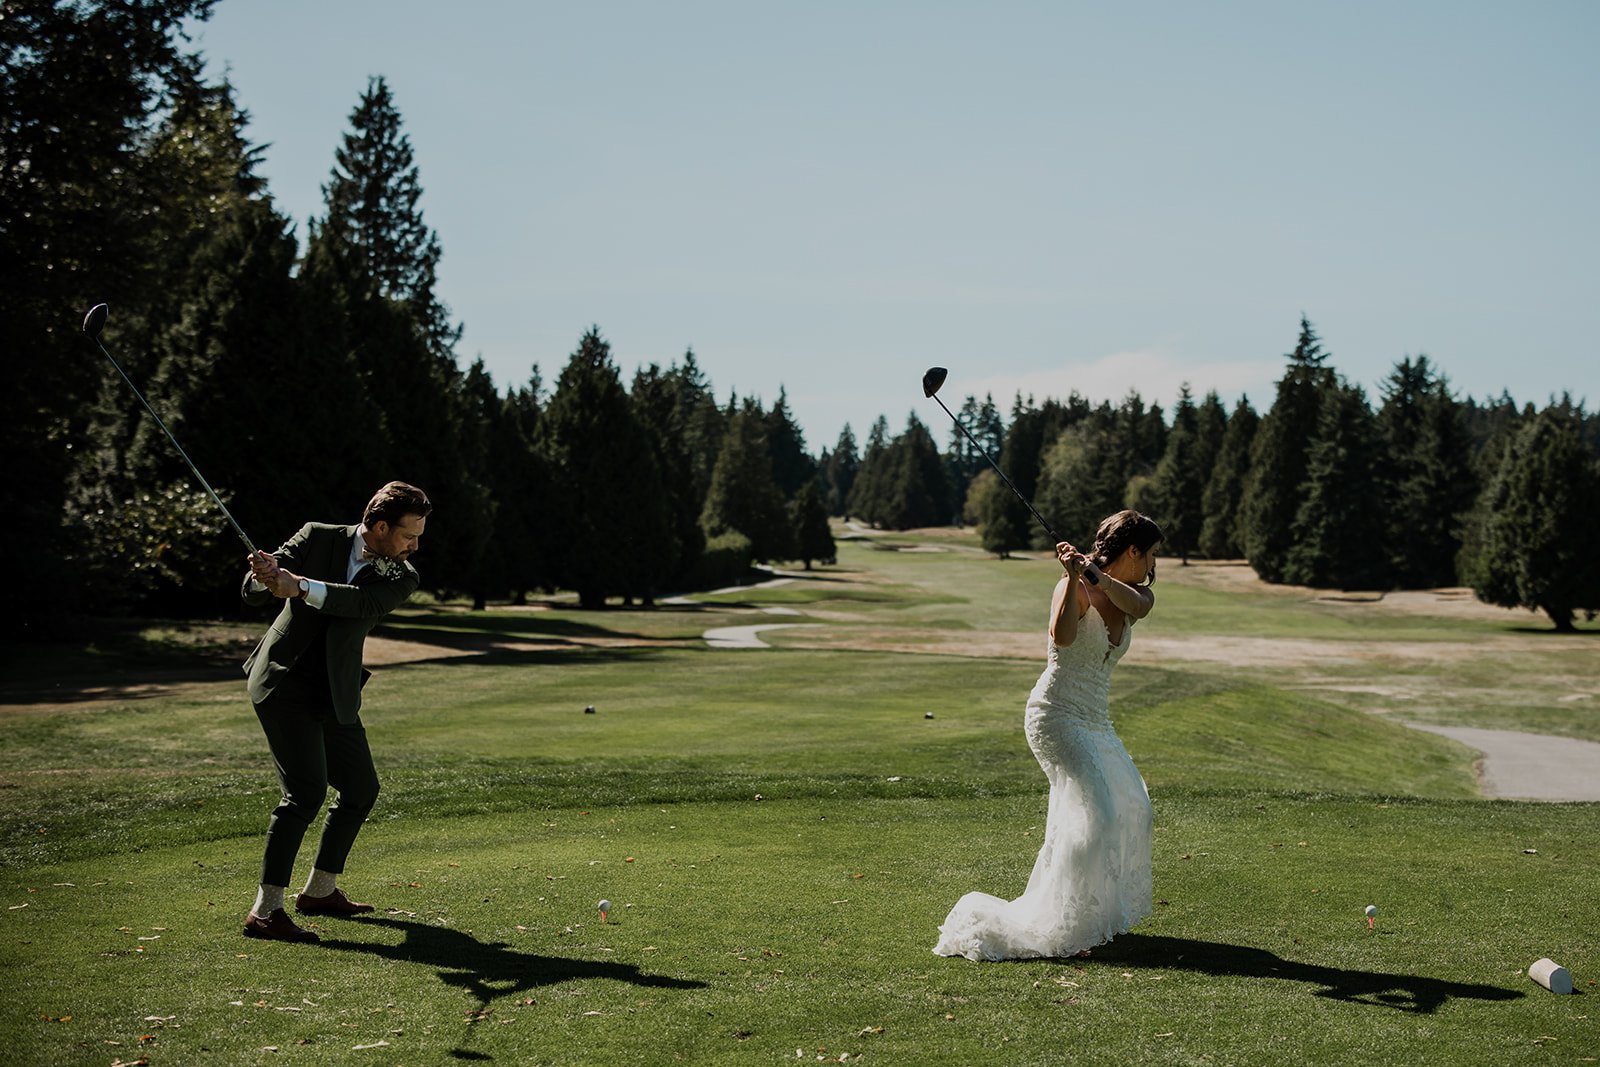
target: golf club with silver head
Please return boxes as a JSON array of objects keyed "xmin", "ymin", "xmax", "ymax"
[
  {"xmin": 922, "ymin": 366, "xmax": 1097, "ymax": 583},
  {"xmin": 82, "ymin": 303, "xmax": 263, "ymax": 559}
]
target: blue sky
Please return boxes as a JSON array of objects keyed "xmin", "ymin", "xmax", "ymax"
[{"xmin": 188, "ymin": 0, "xmax": 1597, "ymax": 448}]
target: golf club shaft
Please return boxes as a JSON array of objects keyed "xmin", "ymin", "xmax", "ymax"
[
  {"xmin": 931, "ymin": 392, "xmax": 1098, "ymax": 583},
  {"xmin": 89, "ymin": 335, "xmax": 260, "ymax": 558}
]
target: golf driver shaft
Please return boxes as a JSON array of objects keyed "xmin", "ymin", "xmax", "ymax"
[
  {"xmin": 81, "ymin": 304, "xmax": 261, "ymax": 558},
  {"xmin": 925, "ymin": 376, "xmax": 1097, "ymax": 583}
]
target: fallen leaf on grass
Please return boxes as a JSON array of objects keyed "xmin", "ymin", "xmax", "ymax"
[
  {"xmin": 465, "ymin": 1009, "xmax": 493, "ymax": 1020},
  {"xmin": 582, "ymin": 1011, "xmax": 606, "ymax": 1017},
  {"xmin": 352, "ymin": 1040, "xmax": 391, "ymax": 1050},
  {"xmin": 7, "ymin": 903, "xmax": 28, "ymax": 910},
  {"xmin": 109, "ymin": 1059, "xmax": 149, "ymax": 1067},
  {"xmin": 41, "ymin": 1015, "xmax": 71, "ymax": 1022},
  {"xmin": 857, "ymin": 1026, "xmax": 884, "ymax": 1036},
  {"xmin": 1154, "ymin": 1031, "xmax": 1175, "ymax": 1037}
]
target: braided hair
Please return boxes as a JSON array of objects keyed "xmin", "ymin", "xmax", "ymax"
[{"xmin": 1089, "ymin": 509, "xmax": 1164, "ymax": 586}]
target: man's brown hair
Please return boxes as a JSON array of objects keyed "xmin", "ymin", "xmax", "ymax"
[{"xmin": 364, "ymin": 481, "xmax": 432, "ymax": 527}]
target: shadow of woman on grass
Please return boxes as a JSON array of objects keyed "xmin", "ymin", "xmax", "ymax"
[
  {"xmin": 1088, "ymin": 934, "xmax": 1521, "ymax": 1013},
  {"xmin": 317, "ymin": 915, "xmax": 707, "ymax": 1060}
]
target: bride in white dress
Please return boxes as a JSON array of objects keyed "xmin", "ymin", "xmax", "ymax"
[{"xmin": 935, "ymin": 510, "xmax": 1164, "ymax": 961}]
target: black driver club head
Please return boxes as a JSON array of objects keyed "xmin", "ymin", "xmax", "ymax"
[
  {"xmin": 83, "ymin": 303, "xmax": 109, "ymax": 340},
  {"xmin": 922, "ymin": 366, "xmax": 948, "ymax": 399}
]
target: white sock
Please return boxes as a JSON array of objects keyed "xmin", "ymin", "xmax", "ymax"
[
  {"xmin": 302, "ymin": 868, "xmax": 338, "ymax": 897},
  {"xmin": 253, "ymin": 884, "xmax": 286, "ymax": 916}
]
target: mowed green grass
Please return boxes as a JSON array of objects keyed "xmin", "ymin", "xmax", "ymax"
[{"xmin": 3, "ymin": 530, "xmax": 1597, "ymax": 1064}]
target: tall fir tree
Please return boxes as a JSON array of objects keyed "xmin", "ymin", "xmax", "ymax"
[
  {"xmin": 1283, "ymin": 383, "xmax": 1386, "ymax": 588},
  {"xmin": 823, "ymin": 425, "xmax": 860, "ymax": 517},
  {"xmin": 701, "ymin": 405, "xmax": 793, "ymax": 562},
  {"xmin": 455, "ymin": 360, "xmax": 505, "ymax": 609},
  {"xmin": 846, "ymin": 416, "xmax": 891, "ymax": 524},
  {"xmin": 1238, "ymin": 316, "xmax": 1338, "ymax": 582},
  {"xmin": 1461, "ymin": 400, "xmax": 1600, "ymax": 630},
  {"xmin": 1143, "ymin": 385, "xmax": 1205, "ymax": 562},
  {"xmin": 303, "ymin": 76, "xmax": 490, "ymax": 594},
  {"xmin": 764, "ymin": 387, "xmax": 815, "ymax": 499},
  {"xmin": 790, "ymin": 481, "xmax": 836, "ymax": 570},
  {"xmin": 1194, "ymin": 391, "xmax": 1229, "ymax": 489},
  {"xmin": 537, "ymin": 328, "xmax": 668, "ymax": 607},
  {"xmin": 492, "ymin": 370, "xmax": 551, "ymax": 603},
  {"xmin": 311, "ymin": 76, "xmax": 458, "ymax": 356},
  {"xmin": 876, "ymin": 413, "xmax": 950, "ymax": 530},
  {"xmin": 1374, "ymin": 356, "xmax": 1477, "ymax": 588},
  {"xmin": 1199, "ymin": 397, "xmax": 1259, "ymax": 558},
  {"xmin": 633, "ymin": 360, "xmax": 706, "ymax": 590},
  {"xmin": 3, "ymin": 0, "xmax": 227, "ymax": 629},
  {"xmin": 942, "ymin": 393, "xmax": 1005, "ymax": 523}
]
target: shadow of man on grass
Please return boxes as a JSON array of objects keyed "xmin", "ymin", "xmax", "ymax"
[
  {"xmin": 1089, "ymin": 934, "xmax": 1521, "ymax": 1013},
  {"xmin": 317, "ymin": 915, "xmax": 707, "ymax": 1060}
]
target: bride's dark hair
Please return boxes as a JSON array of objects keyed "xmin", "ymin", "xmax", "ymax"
[{"xmin": 1090, "ymin": 510, "xmax": 1164, "ymax": 585}]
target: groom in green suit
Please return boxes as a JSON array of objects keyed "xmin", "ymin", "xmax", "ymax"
[{"xmin": 240, "ymin": 481, "xmax": 431, "ymax": 942}]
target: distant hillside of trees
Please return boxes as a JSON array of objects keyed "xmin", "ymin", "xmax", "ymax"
[{"xmin": 7, "ymin": 3, "xmax": 1595, "ymax": 632}]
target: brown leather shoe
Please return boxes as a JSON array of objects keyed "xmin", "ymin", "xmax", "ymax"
[
  {"xmin": 243, "ymin": 908, "xmax": 320, "ymax": 943},
  {"xmin": 294, "ymin": 887, "xmax": 375, "ymax": 916}
]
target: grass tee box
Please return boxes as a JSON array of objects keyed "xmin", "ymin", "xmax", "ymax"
[{"xmin": 2, "ymin": 533, "xmax": 1596, "ymax": 1063}]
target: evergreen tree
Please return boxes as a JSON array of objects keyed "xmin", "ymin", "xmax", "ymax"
[
  {"xmin": 538, "ymin": 328, "xmax": 668, "ymax": 607},
  {"xmin": 1200, "ymin": 397, "xmax": 1259, "ymax": 558},
  {"xmin": 823, "ymin": 425, "xmax": 859, "ymax": 516},
  {"xmin": 1195, "ymin": 391, "xmax": 1229, "ymax": 489},
  {"xmin": 701, "ymin": 405, "xmax": 792, "ymax": 562},
  {"xmin": 493, "ymin": 370, "xmax": 551, "ymax": 603},
  {"xmin": 847, "ymin": 416, "xmax": 891, "ymax": 524},
  {"xmin": 1000, "ymin": 395, "xmax": 1076, "ymax": 548},
  {"xmin": 3, "ymin": 0, "xmax": 226, "ymax": 628},
  {"xmin": 1144, "ymin": 385, "xmax": 1205, "ymax": 562},
  {"xmin": 876, "ymin": 413, "xmax": 950, "ymax": 530},
  {"xmin": 942, "ymin": 393, "xmax": 1005, "ymax": 523},
  {"xmin": 312, "ymin": 76, "xmax": 457, "ymax": 356},
  {"xmin": 1239, "ymin": 316, "xmax": 1338, "ymax": 582},
  {"xmin": 303, "ymin": 77, "xmax": 494, "ymax": 594},
  {"xmin": 1283, "ymin": 383, "xmax": 1386, "ymax": 588},
  {"xmin": 1462, "ymin": 401, "xmax": 1600, "ymax": 630},
  {"xmin": 764, "ymin": 387, "xmax": 814, "ymax": 499},
  {"xmin": 1374, "ymin": 356, "xmax": 1478, "ymax": 588},
  {"xmin": 632, "ymin": 360, "xmax": 704, "ymax": 590},
  {"xmin": 674, "ymin": 350, "xmax": 726, "ymax": 508},
  {"xmin": 790, "ymin": 481, "xmax": 836, "ymax": 570}
]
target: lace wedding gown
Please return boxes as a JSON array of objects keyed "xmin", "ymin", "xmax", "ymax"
[{"xmin": 934, "ymin": 605, "xmax": 1152, "ymax": 961}]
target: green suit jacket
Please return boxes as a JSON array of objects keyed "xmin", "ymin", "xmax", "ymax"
[{"xmin": 242, "ymin": 522, "xmax": 420, "ymax": 724}]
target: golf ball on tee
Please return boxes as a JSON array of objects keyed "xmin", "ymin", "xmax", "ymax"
[
  {"xmin": 598, "ymin": 899, "xmax": 612, "ymax": 912},
  {"xmin": 1365, "ymin": 904, "xmax": 1377, "ymax": 917}
]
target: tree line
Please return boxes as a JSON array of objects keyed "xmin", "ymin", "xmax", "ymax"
[
  {"xmin": 834, "ymin": 317, "xmax": 1599, "ymax": 631},
  {"xmin": 6, "ymin": 3, "xmax": 1594, "ymax": 634},
  {"xmin": 4, "ymin": 2, "xmax": 833, "ymax": 633}
]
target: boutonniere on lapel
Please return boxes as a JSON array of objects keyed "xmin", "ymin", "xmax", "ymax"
[{"xmin": 370, "ymin": 555, "xmax": 405, "ymax": 580}]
